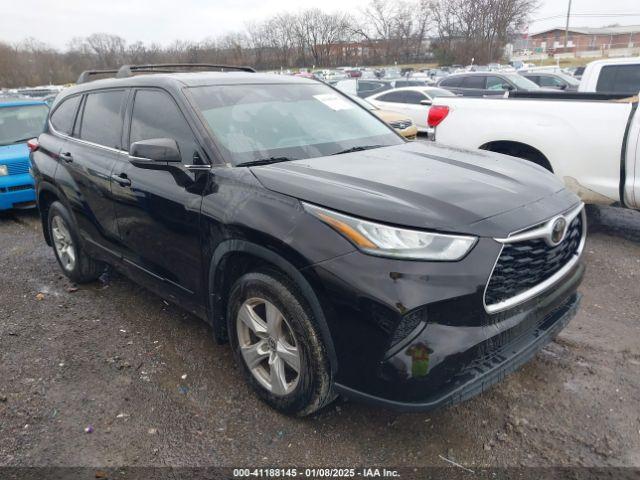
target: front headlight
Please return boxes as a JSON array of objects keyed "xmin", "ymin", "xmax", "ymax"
[
  {"xmin": 303, "ymin": 203, "xmax": 477, "ymax": 261},
  {"xmin": 0, "ymin": 165, "xmax": 7, "ymax": 176}
]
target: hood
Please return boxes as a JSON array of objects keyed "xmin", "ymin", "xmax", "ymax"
[
  {"xmin": 0, "ymin": 143, "xmax": 30, "ymax": 163},
  {"xmin": 250, "ymin": 141, "xmax": 576, "ymax": 237}
]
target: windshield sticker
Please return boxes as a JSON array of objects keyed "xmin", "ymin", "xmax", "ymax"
[{"xmin": 313, "ymin": 94, "xmax": 354, "ymax": 111}]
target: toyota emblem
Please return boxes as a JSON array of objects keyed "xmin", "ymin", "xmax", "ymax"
[{"xmin": 550, "ymin": 217, "xmax": 568, "ymax": 245}]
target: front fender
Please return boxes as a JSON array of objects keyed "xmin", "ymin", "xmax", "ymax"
[{"xmin": 208, "ymin": 239, "xmax": 339, "ymax": 373}]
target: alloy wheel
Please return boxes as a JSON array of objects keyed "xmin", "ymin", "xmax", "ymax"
[
  {"xmin": 236, "ymin": 297, "xmax": 301, "ymax": 396},
  {"xmin": 51, "ymin": 215, "xmax": 76, "ymax": 272}
]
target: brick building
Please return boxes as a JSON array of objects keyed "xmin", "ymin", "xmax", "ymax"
[{"xmin": 528, "ymin": 25, "xmax": 640, "ymax": 54}]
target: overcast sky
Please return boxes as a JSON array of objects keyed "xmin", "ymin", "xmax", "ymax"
[{"xmin": 1, "ymin": 0, "xmax": 639, "ymax": 49}]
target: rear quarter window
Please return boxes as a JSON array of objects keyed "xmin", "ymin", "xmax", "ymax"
[
  {"xmin": 596, "ymin": 64, "xmax": 640, "ymax": 94},
  {"xmin": 79, "ymin": 90, "xmax": 126, "ymax": 149},
  {"xmin": 50, "ymin": 95, "xmax": 81, "ymax": 135},
  {"xmin": 440, "ymin": 76, "xmax": 463, "ymax": 87}
]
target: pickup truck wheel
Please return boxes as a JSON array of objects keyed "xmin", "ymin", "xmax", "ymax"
[
  {"xmin": 227, "ymin": 271, "xmax": 335, "ymax": 416},
  {"xmin": 47, "ymin": 201, "xmax": 105, "ymax": 284}
]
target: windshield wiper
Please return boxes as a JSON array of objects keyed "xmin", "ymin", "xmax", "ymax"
[
  {"xmin": 236, "ymin": 156, "xmax": 296, "ymax": 167},
  {"xmin": 330, "ymin": 145, "xmax": 385, "ymax": 156}
]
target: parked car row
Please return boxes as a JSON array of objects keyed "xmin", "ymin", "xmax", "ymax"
[{"xmin": 437, "ymin": 71, "xmax": 543, "ymax": 96}]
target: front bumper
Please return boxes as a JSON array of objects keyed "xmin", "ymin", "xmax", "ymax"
[
  {"xmin": 302, "ymin": 237, "xmax": 584, "ymax": 411},
  {"xmin": 337, "ymin": 288, "xmax": 581, "ymax": 411},
  {"xmin": 0, "ymin": 173, "xmax": 36, "ymax": 210}
]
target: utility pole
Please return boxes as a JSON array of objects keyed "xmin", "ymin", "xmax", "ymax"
[{"xmin": 564, "ymin": 0, "xmax": 573, "ymax": 50}]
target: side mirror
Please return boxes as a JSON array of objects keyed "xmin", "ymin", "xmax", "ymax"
[
  {"xmin": 129, "ymin": 138, "xmax": 181, "ymax": 167},
  {"xmin": 503, "ymin": 84, "xmax": 515, "ymax": 91},
  {"xmin": 420, "ymin": 99, "xmax": 432, "ymax": 106}
]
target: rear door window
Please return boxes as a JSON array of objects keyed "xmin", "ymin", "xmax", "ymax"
[
  {"xmin": 440, "ymin": 76, "xmax": 463, "ymax": 87},
  {"xmin": 50, "ymin": 95, "xmax": 81, "ymax": 135},
  {"xmin": 79, "ymin": 90, "xmax": 125, "ymax": 149},
  {"xmin": 596, "ymin": 64, "xmax": 640, "ymax": 94},
  {"xmin": 375, "ymin": 91, "xmax": 407, "ymax": 103},
  {"xmin": 129, "ymin": 89, "xmax": 198, "ymax": 164},
  {"xmin": 461, "ymin": 76, "xmax": 487, "ymax": 89}
]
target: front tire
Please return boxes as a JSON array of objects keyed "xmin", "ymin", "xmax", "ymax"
[
  {"xmin": 227, "ymin": 271, "xmax": 335, "ymax": 416},
  {"xmin": 47, "ymin": 201, "xmax": 104, "ymax": 284}
]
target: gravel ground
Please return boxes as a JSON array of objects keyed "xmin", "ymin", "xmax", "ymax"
[{"xmin": 0, "ymin": 205, "xmax": 639, "ymax": 470}]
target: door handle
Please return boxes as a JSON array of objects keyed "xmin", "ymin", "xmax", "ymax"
[
  {"xmin": 111, "ymin": 173, "xmax": 131, "ymax": 187},
  {"xmin": 59, "ymin": 152, "xmax": 73, "ymax": 163}
]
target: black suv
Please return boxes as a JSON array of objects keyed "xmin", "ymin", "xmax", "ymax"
[
  {"xmin": 32, "ymin": 64, "xmax": 585, "ymax": 416},
  {"xmin": 438, "ymin": 72, "xmax": 542, "ymax": 97}
]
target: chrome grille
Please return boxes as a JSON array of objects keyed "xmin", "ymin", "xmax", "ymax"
[{"xmin": 485, "ymin": 205, "xmax": 585, "ymax": 313}]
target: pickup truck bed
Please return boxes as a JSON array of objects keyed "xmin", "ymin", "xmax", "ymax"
[{"xmin": 431, "ymin": 92, "xmax": 640, "ymax": 209}]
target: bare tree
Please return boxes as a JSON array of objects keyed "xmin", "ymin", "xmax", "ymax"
[
  {"xmin": 356, "ymin": 0, "xmax": 432, "ymax": 64},
  {"xmin": 292, "ymin": 9, "xmax": 354, "ymax": 67},
  {"xmin": 83, "ymin": 33, "xmax": 126, "ymax": 68},
  {"xmin": 0, "ymin": 0, "xmax": 537, "ymax": 87},
  {"xmin": 431, "ymin": 0, "xmax": 538, "ymax": 64},
  {"xmin": 265, "ymin": 14, "xmax": 297, "ymax": 68}
]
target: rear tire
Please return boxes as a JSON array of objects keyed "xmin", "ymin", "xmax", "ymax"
[
  {"xmin": 227, "ymin": 271, "xmax": 335, "ymax": 416},
  {"xmin": 47, "ymin": 201, "xmax": 104, "ymax": 284}
]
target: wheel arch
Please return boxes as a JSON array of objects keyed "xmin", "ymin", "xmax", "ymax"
[
  {"xmin": 37, "ymin": 181, "xmax": 66, "ymax": 246},
  {"xmin": 479, "ymin": 140, "xmax": 554, "ymax": 172},
  {"xmin": 207, "ymin": 239, "xmax": 338, "ymax": 373}
]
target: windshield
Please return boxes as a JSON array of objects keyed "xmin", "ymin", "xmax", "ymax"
[
  {"xmin": 504, "ymin": 74, "xmax": 540, "ymax": 90},
  {"xmin": 189, "ymin": 83, "xmax": 402, "ymax": 165},
  {"xmin": 0, "ymin": 104, "xmax": 49, "ymax": 146}
]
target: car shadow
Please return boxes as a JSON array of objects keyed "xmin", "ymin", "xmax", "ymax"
[
  {"xmin": 586, "ymin": 205, "xmax": 640, "ymax": 243},
  {"xmin": 0, "ymin": 207, "xmax": 40, "ymax": 223}
]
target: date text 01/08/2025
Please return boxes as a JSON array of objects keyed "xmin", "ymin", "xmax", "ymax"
[{"xmin": 232, "ymin": 468, "xmax": 400, "ymax": 478}]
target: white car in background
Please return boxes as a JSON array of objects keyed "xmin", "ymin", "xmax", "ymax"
[{"xmin": 365, "ymin": 87, "xmax": 457, "ymax": 132}]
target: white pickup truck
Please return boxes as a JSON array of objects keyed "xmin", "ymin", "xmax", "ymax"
[
  {"xmin": 429, "ymin": 92, "xmax": 640, "ymax": 209},
  {"xmin": 578, "ymin": 57, "xmax": 640, "ymax": 95}
]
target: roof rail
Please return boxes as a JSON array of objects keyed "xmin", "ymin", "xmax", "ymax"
[
  {"xmin": 115, "ymin": 63, "xmax": 256, "ymax": 78},
  {"xmin": 76, "ymin": 69, "xmax": 120, "ymax": 84}
]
